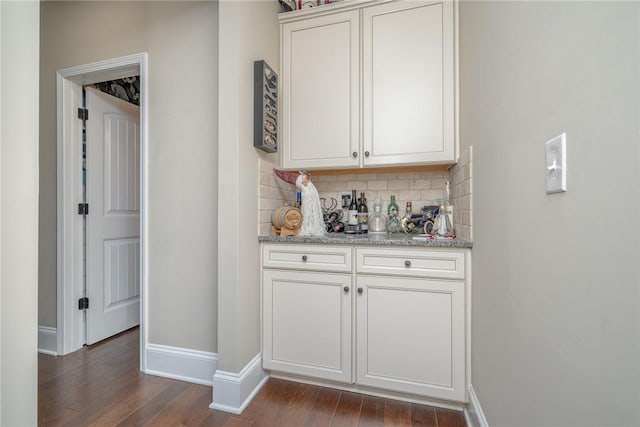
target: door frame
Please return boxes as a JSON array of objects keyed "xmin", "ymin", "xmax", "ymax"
[{"xmin": 56, "ymin": 53, "xmax": 149, "ymax": 371}]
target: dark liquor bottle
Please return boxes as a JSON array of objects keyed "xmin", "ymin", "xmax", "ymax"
[
  {"xmin": 348, "ymin": 190, "xmax": 358, "ymax": 226},
  {"xmin": 358, "ymin": 192, "xmax": 368, "ymax": 234}
]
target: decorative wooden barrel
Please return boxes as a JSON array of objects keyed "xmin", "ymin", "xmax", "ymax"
[{"xmin": 271, "ymin": 205, "xmax": 303, "ymax": 236}]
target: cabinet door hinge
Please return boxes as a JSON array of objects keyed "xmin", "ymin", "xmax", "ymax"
[
  {"xmin": 78, "ymin": 203, "xmax": 89, "ymax": 215},
  {"xmin": 77, "ymin": 108, "xmax": 89, "ymax": 121},
  {"xmin": 78, "ymin": 297, "xmax": 89, "ymax": 310}
]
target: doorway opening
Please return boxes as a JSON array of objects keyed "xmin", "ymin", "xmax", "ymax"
[{"xmin": 56, "ymin": 53, "xmax": 149, "ymax": 371}]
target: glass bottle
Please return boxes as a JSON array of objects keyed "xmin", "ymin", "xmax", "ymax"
[
  {"xmin": 433, "ymin": 200, "xmax": 453, "ymax": 237},
  {"xmin": 348, "ymin": 189, "xmax": 358, "ymax": 226},
  {"xmin": 387, "ymin": 195, "xmax": 399, "ymax": 216},
  {"xmin": 358, "ymin": 192, "xmax": 368, "ymax": 234},
  {"xmin": 385, "ymin": 196, "xmax": 401, "ymax": 233},
  {"xmin": 368, "ymin": 199, "xmax": 386, "ymax": 234}
]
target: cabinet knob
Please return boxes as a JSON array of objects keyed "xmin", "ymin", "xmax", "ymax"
[
  {"xmin": 302, "ymin": 255, "xmax": 308, "ymax": 262},
  {"xmin": 365, "ymin": 151, "xmax": 370, "ymax": 157},
  {"xmin": 357, "ymin": 287, "xmax": 363, "ymax": 294},
  {"xmin": 352, "ymin": 151, "xmax": 358, "ymax": 158},
  {"xmin": 344, "ymin": 286, "xmax": 349, "ymax": 293},
  {"xmin": 405, "ymin": 260, "xmax": 411, "ymax": 267}
]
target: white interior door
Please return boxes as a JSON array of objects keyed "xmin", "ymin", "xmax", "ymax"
[{"xmin": 85, "ymin": 87, "xmax": 140, "ymax": 345}]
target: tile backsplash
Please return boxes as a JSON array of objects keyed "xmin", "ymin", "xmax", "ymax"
[
  {"xmin": 314, "ymin": 171, "xmax": 449, "ymax": 218},
  {"xmin": 258, "ymin": 159, "xmax": 296, "ymax": 236},
  {"xmin": 258, "ymin": 146, "xmax": 473, "ymax": 239},
  {"xmin": 448, "ymin": 146, "xmax": 472, "ymax": 240}
]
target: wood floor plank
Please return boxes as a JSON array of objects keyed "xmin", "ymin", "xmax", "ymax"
[
  {"xmin": 383, "ymin": 399, "xmax": 412, "ymax": 427},
  {"xmin": 143, "ymin": 384, "xmax": 213, "ymax": 427},
  {"xmin": 198, "ymin": 409, "xmax": 231, "ymax": 426},
  {"xmin": 358, "ymin": 395, "xmax": 385, "ymax": 427},
  {"xmin": 272, "ymin": 382, "xmax": 321, "ymax": 427},
  {"xmin": 330, "ymin": 391, "xmax": 363, "ymax": 427},
  {"xmin": 303, "ymin": 386, "xmax": 341, "ymax": 427},
  {"xmin": 88, "ymin": 375, "xmax": 176, "ymax": 426},
  {"xmin": 410, "ymin": 403, "xmax": 438, "ymax": 427},
  {"xmin": 238, "ymin": 378, "xmax": 282, "ymax": 427},
  {"xmin": 115, "ymin": 380, "xmax": 190, "ymax": 426},
  {"xmin": 243, "ymin": 377, "xmax": 297, "ymax": 427},
  {"xmin": 435, "ymin": 408, "xmax": 466, "ymax": 427}
]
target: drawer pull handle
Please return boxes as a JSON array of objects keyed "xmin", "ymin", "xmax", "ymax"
[
  {"xmin": 404, "ymin": 260, "xmax": 411, "ymax": 267},
  {"xmin": 365, "ymin": 151, "xmax": 370, "ymax": 157},
  {"xmin": 302, "ymin": 255, "xmax": 308, "ymax": 262},
  {"xmin": 344, "ymin": 286, "xmax": 349, "ymax": 293},
  {"xmin": 352, "ymin": 151, "xmax": 358, "ymax": 158},
  {"xmin": 357, "ymin": 287, "xmax": 363, "ymax": 294}
]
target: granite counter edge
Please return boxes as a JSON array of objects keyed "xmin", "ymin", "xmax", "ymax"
[{"xmin": 258, "ymin": 235, "xmax": 473, "ymax": 248}]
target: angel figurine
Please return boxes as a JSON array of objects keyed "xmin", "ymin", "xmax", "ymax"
[{"xmin": 274, "ymin": 169, "xmax": 326, "ymax": 237}]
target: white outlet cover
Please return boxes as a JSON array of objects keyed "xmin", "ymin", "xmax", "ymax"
[{"xmin": 545, "ymin": 133, "xmax": 566, "ymax": 194}]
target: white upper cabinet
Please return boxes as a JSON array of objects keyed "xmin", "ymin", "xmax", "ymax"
[
  {"xmin": 280, "ymin": 0, "xmax": 456, "ymax": 170},
  {"xmin": 362, "ymin": 1, "xmax": 454, "ymax": 166},
  {"xmin": 281, "ymin": 10, "xmax": 361, "ymax": 169}
]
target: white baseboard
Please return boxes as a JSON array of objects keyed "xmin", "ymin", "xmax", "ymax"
[
  {"xmin": 38, "ymin": 326, "xmax": 58, "ymax": 356},
  {"xmin": 465, "ymin": 384, "xmax": 489, "ymax": 427},
  {"xmin": 210, "ymin": 353, "xmax": 269, "ymax": 415},
  {"xmin": 145, "ymin": 343, "xmax": 218, "ymax": 386}
]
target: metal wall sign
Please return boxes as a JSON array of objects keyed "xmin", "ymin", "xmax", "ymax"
[{"xmin": 254, "ymin": 60, "xmax": 278, "ymax": 153}]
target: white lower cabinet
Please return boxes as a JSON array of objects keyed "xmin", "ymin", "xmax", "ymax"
[
  {"xmin": 261, "ymin": 243, "xmax": 469, "ymax": 405},
  {"xmin": 356, "ymin": 275, "xmax": 465, "ymax": 402},
  {"xmin": 262, "ymin": 270, "xmax": 352, "ymax": 383}
]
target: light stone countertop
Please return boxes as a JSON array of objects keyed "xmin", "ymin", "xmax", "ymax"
[{"xmin": 258, "ymin": 233, "xmax": 472, "ymax": 248}]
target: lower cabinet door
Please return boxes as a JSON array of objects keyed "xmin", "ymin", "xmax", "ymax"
[
  {"xmin": 356, "ymin": 275, "xmax": 465, "ymax": 401},
  {"xmin": 263, "ymin": 270, "xmax": 352, "ymax": 383}
]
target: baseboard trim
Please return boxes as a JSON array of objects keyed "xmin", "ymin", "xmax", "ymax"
[
  {"xmin": 464, "ymin": 384, "xmax": 489, "ymax": 427},
  {"xmin": 145, "ymin": 343, "xmax": 217, "ymax": 386},
  {"xmin": 38, "ymin": 326, "xmax": 58, "ymax": 356},
  {"xmin": 210, "ymin": 353, "xmax": 269, "ymax": 415}
]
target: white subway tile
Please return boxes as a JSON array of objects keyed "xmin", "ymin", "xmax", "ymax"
[
  {"xmin": 409, "ymin": 179, "xmax": 431, "ymax": 190},
  {"xmin": 387, "ymin": 180, "xmax": 409, "ymax": 190},
  {"xmin": 357, "ymin": 173, "xmax": 377, "ymax": 180},
  {"xmin": 462, "ymin": 179, "xmax": 471, "ymax": 195},
  {"xmin": 431, "ymin": 178, "xmax": 447, "ymax": 189},
  {"xmin": 325, "ymin": 182, "xmax": 348, "ymax": 192},
  {"xmin": 367, "ymin": 180, "xmax": 388, "ymax": 190},
  {"xmin": 313, "ymin": 182, "xmax": 330, "ymax": 192},
  {"xmin": 463, "ymin": 164, "xmax": 471, "ymax": 180},
  {"xmin": 376, "ymin": 173, "xmax": 397, "ymax": 180},
  {"xmin": 260, "ymin": 223, "xmax": 272, "ymax": 236},
  {"xmin": 347, "ymin": 181, "xmax": 368, "ymax": 190},
  {"xmin": 398, "ymin": 190, "xmax": 422, "ymax": 202},
  {"xmin": 421, "ymin": 189, "xmax": 443, "ymax": 203}
]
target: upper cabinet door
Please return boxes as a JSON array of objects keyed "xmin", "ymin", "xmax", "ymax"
[
  {"xmin": 362, "ymin": 1, "xmax": 455, "ymax": 166},
  {"xmin": 281, "ymin": 10, "xmax": 360, "ymax": 169}
]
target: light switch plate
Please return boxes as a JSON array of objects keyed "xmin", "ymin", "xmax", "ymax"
[{"xmin": 545, "ymin": 133, "xmax": 566, "ymax": 194}]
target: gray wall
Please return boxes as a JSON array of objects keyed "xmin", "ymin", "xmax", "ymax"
[
  {"xmin": 217, "ymin": 0, "xmax": 280, "ymax": 372},
  {"xmin": 459, "ymin": 1, "xmax": 640, "ymax": 425},
  {"xmin": 39, "ymin": 1, "xmax": 219, "ymax": 352},
  {"xmin": 1, "ymin": 1, "xmax": 39, "ymax": 424}
]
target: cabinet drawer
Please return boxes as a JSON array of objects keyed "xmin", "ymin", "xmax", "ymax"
[
  {"xmin": 356, "ymin": 247, "xmax": 464, "ymax": 280},
  {"xmin": 263, "ymin": 244, "xmax": 352, "ymax": 273}
]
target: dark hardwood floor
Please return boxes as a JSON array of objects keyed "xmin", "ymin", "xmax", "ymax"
[{"xmin": 39, "ymin": 328, "xmax": 466, "ymax": 426}]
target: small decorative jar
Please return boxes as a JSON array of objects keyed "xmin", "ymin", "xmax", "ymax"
[{"xmin": 367, "ymin": 199, "xmax": 387, "ymax": 234}]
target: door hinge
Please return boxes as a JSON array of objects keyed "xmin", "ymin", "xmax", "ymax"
[
  {"xmin": 78, "ymin": 297, "xmax": 89, "ymax": 310},
  {"xmin": 77, "ymin": 107, "xmax": 89, "ymax": 121},
  {"xmin": 78, "ymin": 203, "xmax": 89, "ymax": 215}
]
